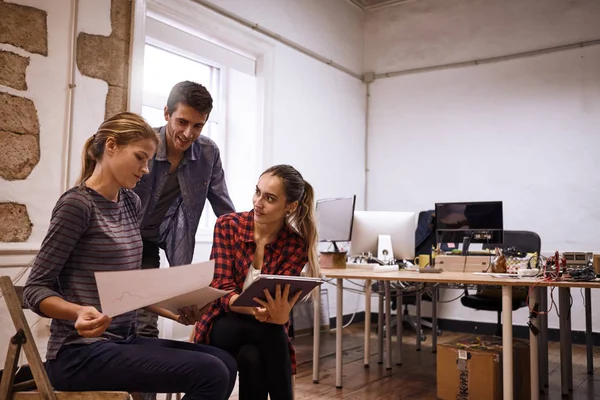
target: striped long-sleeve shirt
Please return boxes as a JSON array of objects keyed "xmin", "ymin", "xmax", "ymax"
[{"xmin": 24, "ymin": 185, "xmax": 143, "ymax": 360}]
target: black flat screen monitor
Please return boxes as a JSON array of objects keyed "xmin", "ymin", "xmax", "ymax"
[
  {"xmin": 435, "ymin": 201, "xmax": 503, "ymax": 245},
  {"xmin": 316, "ymin": 195, "xmax": 356, "ymax": 251}
]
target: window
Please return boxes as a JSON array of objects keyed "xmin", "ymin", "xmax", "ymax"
[
  {"xmin": 141, "ymin": 43, "xmax": 222, "ymax": 235},
  {"xmin": 134, "ymin": 6, "xmax": 265, "ymax": 245}
]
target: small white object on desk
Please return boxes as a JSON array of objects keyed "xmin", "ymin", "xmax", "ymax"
[
  {"xmin": 473, "ymin": 272, "xmax": 520, "ymax": 278},
  {"xmin": 373, "ymin": 265, "xmax": 399, "ymax": 273},
  {"xmin": 517, "ymin": 268, "xmax": 540, "ymax": 277}
]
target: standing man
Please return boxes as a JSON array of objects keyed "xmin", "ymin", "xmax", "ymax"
[{"xmin": 134, "ymin": 80, "xmax": 236, "ymax": 339}]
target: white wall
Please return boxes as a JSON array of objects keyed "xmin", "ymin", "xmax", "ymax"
[
  {"xmin": 210, "ymin": 0, "xmax": 364, "ymax": 75},
  {"xmin": 364, "ymin": 0, "xmax": 600, "ymax": 74},
  {"xmin": 365, "ymin": 0, "xmax": 600, "ymax": 330}
]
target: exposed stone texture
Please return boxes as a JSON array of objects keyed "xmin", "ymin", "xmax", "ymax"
[
  {"xmin": 111, "ymin": 0, "xmax": 132, "ymax": 42},
  {"xmin": 0, "ymin": 2, "xmax": 48, "ymax": 56},
  {"xmin": 105, "ymin": 86, "xmax": 127, "ymax": 118},
  {"xmin": 0, "ymin": 92, "xmax": 40, "ymax": 136},
  {"xmin": 77, "ymin": 0, "xmax": 132, "ymax": 119},
  {"xmin": 77, "ymin": 33, "xmax": 128, "ymax": 87},
  {"xmin": 0, "ymin": 131, "xmax": 40, "ymax": 180},
  {"xmin": 0, "ymin": 203, "xmax": 33, "ymax": 242},
  {"xmin": 0, "ymin": 51, "xmax": 30, "ymax": 90}
]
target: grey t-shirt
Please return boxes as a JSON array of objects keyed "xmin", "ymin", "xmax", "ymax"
[{"xmin": 141, "ymin": 171, "xmax": 181, "ymax": 242}]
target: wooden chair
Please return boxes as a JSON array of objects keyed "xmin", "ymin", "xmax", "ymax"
[{"xmin": 0, "ymin": 276, "xmax": 130, "ymax": 400}]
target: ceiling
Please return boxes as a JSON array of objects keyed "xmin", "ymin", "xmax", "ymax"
[{"xmin": 348, "ymin": 0, "xmax": 411, "ymax": 11}]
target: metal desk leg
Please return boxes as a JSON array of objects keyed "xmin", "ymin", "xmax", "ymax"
[
  {"xmin": 378, "ymin": 285, "xmax": 384, "ymax": 365},
  {"xmin": 529, "ymin": 286, "xmax": 539, "ymax": 400},
  {"xmin": 396, "ymin": 292, "xmax": 403, "ymax": 365},
  {"xmin": 416, "ymin": 291, "xmax": 421, "ymax": 351},
  {"xmin": 539, "ymin": 287, "xmax": 549, "ymax": 390},
  {"xmin": 384, "ymin": 281, "xmax": 392, "ymax": 370},
  {"xmin": 364, "ymin": 279, "xmax": 371, "ymax": 368},
  {"xmin": 312, "ymin": 287, "xmax": 320, "ymax": 383},
  {"xmin": 502, "ymin": 285, "xmax": 514, "ymax": 400},
  {"xmin": 566, "ymin": 288, "xmax": 573, "ymax": 392},
  {"xmin": 585, "ymin": 287, "xmax": 593, "ymax": 375},
  {"xmin": 559, "ymin": 287, "xmax": 572, "ymax": 395},
  {"xmin": 336, "ymin": 278, "xmax": 343, "ymax": 388},
  {"xmin": 432, "ymin": 285, "xmax": 438, "ymax": 353}
]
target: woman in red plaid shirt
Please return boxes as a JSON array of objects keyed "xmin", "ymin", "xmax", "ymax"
[{"xmin": 193, "ymin": 164, "xmax": 319, "ymax": 400}]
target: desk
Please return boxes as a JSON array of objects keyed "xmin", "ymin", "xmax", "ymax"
[{"xmin": 312, "ymin": 267, "xmax": 600, "ymax": 400}]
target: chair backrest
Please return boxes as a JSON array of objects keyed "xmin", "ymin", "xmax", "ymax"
[
  {"xmin": 415, "ymin": 210, "xmax": 435, "ymax": 256},
  {"xmin": 482, "ymin": 230, "xmax": 541, "ymax": 255},
  {"xmin": 0, "ymin": 276, "xmax": 58, "ymax": 399}
]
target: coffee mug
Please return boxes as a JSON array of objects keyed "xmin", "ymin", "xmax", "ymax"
[{"xmin": 414, "ymin": 254, "xmax": 430, "ymax": 268}]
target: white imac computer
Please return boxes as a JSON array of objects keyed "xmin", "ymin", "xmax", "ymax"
[{"xmin": 350, "ymin": 211, "xmax": 417, "ymax": 263}]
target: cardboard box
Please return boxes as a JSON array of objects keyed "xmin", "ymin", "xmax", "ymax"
[
  {"xmin": 435, "ymin": 255, "xmax": 492, "ymax": 273},
  {"xmin": 437, "ymin": 335, "xmax": 530, "ymax": 400},
  {"xmin": 319, "ymin": 251, "xmax": 347, "ymax": 269}
]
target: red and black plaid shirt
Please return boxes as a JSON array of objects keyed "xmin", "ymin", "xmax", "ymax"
[{"xmin": 193, "ymin": 211, "xmax": 308, "ymax": 373}]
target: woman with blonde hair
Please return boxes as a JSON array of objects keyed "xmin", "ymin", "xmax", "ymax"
[
  {"xmin": 194, "ymin": 164, "xmax": 319, "ymax": 400},
  {"xmin": 24, "ymin": 112, "xmax": 236, "ymax": 399}
]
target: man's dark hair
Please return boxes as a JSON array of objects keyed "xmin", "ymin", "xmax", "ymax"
[{"xmin": 166, "ymin": 81, "xmax": 213, "ymax": 116}]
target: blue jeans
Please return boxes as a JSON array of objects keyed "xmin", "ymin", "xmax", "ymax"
[{"xmin": 46, "ymin": 336, "xmax": 237, "ymax": 400}]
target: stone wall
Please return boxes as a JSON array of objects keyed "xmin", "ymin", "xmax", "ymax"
[
  {"xmin": 0, "ymin": 0, "xmax": 133, "ymax": 243},
  {"xmin": 77, "ymin": 0, "xmax": 132, "ymax": 119},
  {"xmin": 0, "ymin": 0, "xmax": 48, "ymax": 242}
]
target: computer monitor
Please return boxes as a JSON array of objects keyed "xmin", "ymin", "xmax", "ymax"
[
  {"xmin": 316, "ymin": 195, "xmax": 356, "ymax": 252},
  {"xmin": 435, "ymin": 201, "xmax": 504, "ymax": 253},
  {"xmin": 350, "ymin": 211, "xmax": 417, "ymax": 262}
]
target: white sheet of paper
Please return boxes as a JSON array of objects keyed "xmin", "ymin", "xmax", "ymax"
[{"xmin": 95, "ymin": 260, "xmax": 229, "ymax": 317}]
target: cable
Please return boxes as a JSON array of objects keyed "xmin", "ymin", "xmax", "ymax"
[
  {"xmin": 436, "ymin": 291, "xmax": 465, "ymax": 303},
  {"xmin": 0, "ymin": 260, "xmax": 33, "ymax": 300}
]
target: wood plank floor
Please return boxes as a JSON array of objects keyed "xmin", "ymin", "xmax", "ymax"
[
  {"xmin": 161, "ymin": 323, "xmax": 600, "ymax": 399},
  {"xmin": 288, "ymin": 323, "xmax": 600, "ymax": 400}
]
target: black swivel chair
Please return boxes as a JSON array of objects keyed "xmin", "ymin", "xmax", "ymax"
[{"xmin": 460, "ymin": 230, "xmax": 541, "ymax": 336}]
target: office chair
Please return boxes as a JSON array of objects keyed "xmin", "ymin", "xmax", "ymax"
[{"xmin": 460, "ymin": 230, "xmax": 541, "ymax": 336}]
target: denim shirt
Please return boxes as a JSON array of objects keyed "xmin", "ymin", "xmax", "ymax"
[{"xmin": 134, "ymin": 126, "xmax": 235, "ymax": 267}]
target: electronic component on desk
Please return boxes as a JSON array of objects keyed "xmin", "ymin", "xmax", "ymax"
[
  {"xmin": 418, "ymin": 267, "xmax": 443, "ymax": 273},
  {"xmin": 566, "ymin": 266, "xmax": 596, "ymax": 281},
  {"xmin": 564, "ymin": 252, "xmax": 593, "ymax": 267},
  {"xmin": 373, "ymin": 265, "xmax": 399, "ymax": 273}
]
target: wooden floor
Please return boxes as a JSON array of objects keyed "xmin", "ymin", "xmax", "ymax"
[
  {"xmin": 158, "ymin": 322, "xmax": 600, "ymax": 399},
  {"xmin": 285, "ymin": 323, "xmax": 600, "ymax": 400}
]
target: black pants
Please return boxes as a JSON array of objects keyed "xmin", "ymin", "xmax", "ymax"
[
  {"xmin": 136, "ymin": 240, "xmax": 161, "ymax": 338},
  {"xmin": 209, "ymin": 313, "xmax": 292, "ymax": 400},
  {"xmin": 46, "ymin": 336, "xmax": 237, "ymax": 400}
]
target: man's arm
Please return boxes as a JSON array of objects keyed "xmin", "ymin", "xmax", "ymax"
[{"xmin": 207, "ymin": 146, "xmax": 235, "ymax": 216}]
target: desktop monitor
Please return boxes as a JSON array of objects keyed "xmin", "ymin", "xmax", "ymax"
[
  {"xmin": 316, "ymin": 195, "xmax": 356, "ymax": 252},
  {"xmin": 435, "ymin": 201, "xmax": 504, "ymax": 250},
  {"xmin": 350, "ymin": 211, "xmax": 417, "ymax": 262}
]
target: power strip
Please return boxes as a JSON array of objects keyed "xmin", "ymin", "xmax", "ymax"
[{"xmin": 373, "ymin": 265, "xmax": 398, "ymax": 273}]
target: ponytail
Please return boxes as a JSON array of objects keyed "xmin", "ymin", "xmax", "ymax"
[
  {"xmin": 261, "ymin": 164, "xmax": 321, "ymax": 293},
  {"xmin": 294, "ymin": 181, "xmax": 319, "ymax": 279},
  {"xmin": 77, "ymin": 135, "xmax": 98, "ymax": 185}
]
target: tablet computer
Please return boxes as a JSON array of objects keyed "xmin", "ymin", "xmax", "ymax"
[{"xmin": 234, "ymin": 274, "xmax": 324, "ymax": 307}]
